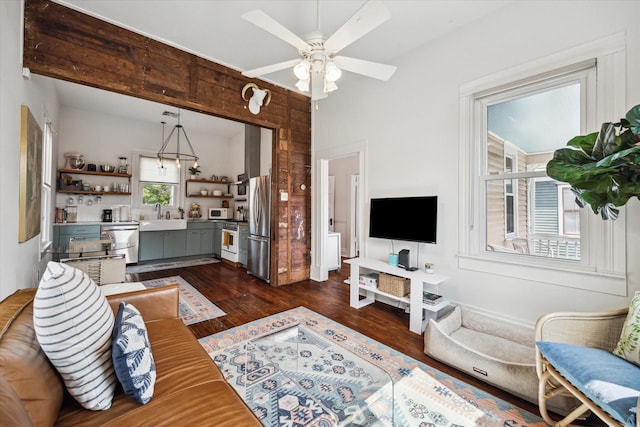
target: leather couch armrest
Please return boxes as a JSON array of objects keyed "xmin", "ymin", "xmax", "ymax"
[{"xmin": 107, "ymin": 284, "xmax": 179, "ymax": 321}]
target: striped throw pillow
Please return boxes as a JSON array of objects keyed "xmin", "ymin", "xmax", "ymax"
[{"xmin": 33, "ymin": 261, "xmax": 116, "ymax": 410}]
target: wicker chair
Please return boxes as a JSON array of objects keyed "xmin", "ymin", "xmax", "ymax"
[{"xmin": 535, "ymin": 308, "xmax": 638, "ymax": 427}]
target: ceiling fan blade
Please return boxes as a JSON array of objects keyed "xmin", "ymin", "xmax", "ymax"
[
  {"xmin": 311, "ymin": 74, "xmax": 328, "ymax": 101},
  {"xmin": 324, "ymin": 0, "xmax": 390, "ymax": 53},
  {"xmin": 334, "ymin": 56, "xmax": 397, "ymax": 81},
  {"xmin": 242, "ymin": 10, "xmax": 310, "ymax": 52},
  {"xmin": 242, "ymin": 58, "xmax": 301, "ymax": 78}
]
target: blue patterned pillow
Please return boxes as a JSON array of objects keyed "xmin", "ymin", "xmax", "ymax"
[{"xmin": 112, "ymin": 302, "xmax": 156, "ymax": 404}]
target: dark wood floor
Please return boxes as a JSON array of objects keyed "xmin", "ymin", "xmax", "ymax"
[{"xmin": 127, "ymin": 259, "xmax": 599, "ymax": 426}]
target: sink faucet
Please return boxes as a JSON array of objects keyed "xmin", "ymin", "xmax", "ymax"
[{"xmin": 155, "ymin": 203, "xmax": 162, "ymax": 219}]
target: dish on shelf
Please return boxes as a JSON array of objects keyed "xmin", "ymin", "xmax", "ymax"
[{"xmin": 212, "ymin": 190, "xmax": 223, "ymax": 196}]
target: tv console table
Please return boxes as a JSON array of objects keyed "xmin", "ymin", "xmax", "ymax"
[{"xmin": 345, "ymin": 257, "xmax": 450, "ymax": 334}]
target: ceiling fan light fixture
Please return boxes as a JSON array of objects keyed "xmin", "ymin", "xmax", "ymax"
[
  {"xmin": 293, "ymin": 59, "xmax": 311, "ymax": 80},
  {"xmin": 324, "ymin": 79, "xmax": 338, "ymax": 94},
  {"xmin": 295, "ymin": 78, "xmax": 310, "ymax": 92},
  {"xmin": 324, "ymin": 61, "xmax": 342, "ymax": 82}
]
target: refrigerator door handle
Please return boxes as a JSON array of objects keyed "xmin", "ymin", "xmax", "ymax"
[{"xmin": 253, "ymin": 184, "xmax": 261, "ymax": 229}]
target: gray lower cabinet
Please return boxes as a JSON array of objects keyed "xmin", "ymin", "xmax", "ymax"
[
  {"xmin": 140, "ymin": 222, "xmax": 217, "ymax": 262},
  {"xmin": 53, "ymin": 225, "xmax": 101, "ymax": 261},
  {"xmin": 139, "ymin": 232, "xmax": 164, "ymax": 261},
  {"xmin": 163, "ymin": 230, "xmax": 187, "ymax": 258},
  {"xmin": 186, "ymin": 222, "xmax": 215, "ymax": 256},
  {"xmin": 139, "ymin": 230, "xmax": 187, "ymax": 261},
  {"xmin": 213, "ymin": 222, "xmax": 222, "ymax": 258},
  {"xmin": 238, "ymin": 224, "xmax": 248, "ymax": 267}
]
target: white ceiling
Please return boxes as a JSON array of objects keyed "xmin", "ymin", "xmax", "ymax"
[{"xmin": 51, "ymin": 0, "xmax": 514, "ymax": 136}]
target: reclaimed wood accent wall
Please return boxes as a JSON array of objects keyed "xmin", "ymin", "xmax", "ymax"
[{"xmin": 23, "ymin": 0, "xmax": 312, "ymax": 286}]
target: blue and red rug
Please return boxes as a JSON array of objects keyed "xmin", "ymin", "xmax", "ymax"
[
  {"xmin": 142, "ymin": 275, "xmax": 225, "ymax": 325},
  {"xmin": 199, "ymin": 307, "xmax": 545, "ymax": 427}
]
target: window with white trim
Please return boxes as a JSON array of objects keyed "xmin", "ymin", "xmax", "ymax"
[
  {"xmin": 138, "ymin": 156, "xmax": 180, "ymax": 207},
  {"xmin": 459, "ymin": 37, "xmax": 627, "ymax": 295},
  {"xmin": 40, "ymin": 119, "xmax": 53, "ymax": 252}
]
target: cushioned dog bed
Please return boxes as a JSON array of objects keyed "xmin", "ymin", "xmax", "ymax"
[{"xmin": 424, "ymin": 304, "xmax": 576, "ymax": 414}]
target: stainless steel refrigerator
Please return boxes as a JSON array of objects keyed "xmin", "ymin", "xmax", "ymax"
[{"xmin": 248, "ymin": 175, "xmax": 271, "ymax": 282}]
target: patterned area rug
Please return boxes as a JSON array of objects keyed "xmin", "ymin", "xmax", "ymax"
[
  {"xmin": 126, "ymin": 257, "xmax": 220, "ymax": 274},
  {"xmin": 141, "ymin": 276, "xmax": 225, "ymax": 325},
  {"xmin": 199, "ymin": 307, "xmax": 545, "ymax": 427}
]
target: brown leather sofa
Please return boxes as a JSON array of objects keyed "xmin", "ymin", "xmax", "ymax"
[{"xmin": 0, "ymin": 285, "xmax": 261, "ymax": 427}]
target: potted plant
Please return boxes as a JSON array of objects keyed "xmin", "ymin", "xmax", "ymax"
[
  {"xmin": 546, "ymin": 104, "xmax": 640, "ymax": 220},
  {"xmin": 188, "ymin": 165, "xmax": 201, "ymax": 180}
]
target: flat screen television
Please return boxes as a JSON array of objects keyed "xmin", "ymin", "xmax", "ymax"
[{"xmin": 369, "ymin": 196, "xmax": 437, "ymax": 244}]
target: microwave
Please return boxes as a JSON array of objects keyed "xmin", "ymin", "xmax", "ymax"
[{"xmin": 208, "ymin": 208, "xmax": 233, "ymax": 220}]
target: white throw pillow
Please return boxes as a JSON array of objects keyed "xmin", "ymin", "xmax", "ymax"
[
  {"xmin": 33, "ymin": 261, "xmax": 116, "ymax": 410},
  {"xmin": 613, "ymin": 291, "xmax": 640, "ymax": 366}
]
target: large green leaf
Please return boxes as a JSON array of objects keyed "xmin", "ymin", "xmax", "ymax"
[
  {"xmin": 626, "ymin": 104, "xmax": 640, "ymax": 134},
  {"xmin": 596, "ymin": 146, "xmax": 640, "ymax": 168},
  {"xmin": 592, "ymin": 122, "xmax": 617, "ymax": 159},
  {"xmin": 566, "ymin": 133, "xmax": 597, "ymax": 152}
]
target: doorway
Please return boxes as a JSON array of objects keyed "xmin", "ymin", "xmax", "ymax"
[
  {"xmin": 328, "ymin": 154, "xmax": 359, "ymax": 258},
  {"xmin": 313, "ymin": 141, "xmax": 367, "ymax": 281}
]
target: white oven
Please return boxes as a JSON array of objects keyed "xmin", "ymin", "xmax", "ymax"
[
  {"xmin": 208, "ymin": 208, "xmax": 233, "ymax": 220},
  {"xmin": 221, "ymin": 222, "xmax": 239, "ymax": 263}
]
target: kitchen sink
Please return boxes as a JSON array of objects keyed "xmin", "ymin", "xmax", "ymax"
[{"xmin": 139, "ymin": 219, "xmax": 188, "ymax": 231}]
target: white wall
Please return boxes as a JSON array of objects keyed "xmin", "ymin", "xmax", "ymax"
[
  {"xmin": 314, "ymin": 0, "xmax": 640, "ymax": 324},
  {"xmin": 57, "ymin": 105, "xmax": 245, "ymax": 221},
  {"xmin": 1, "ymin": 0, "xmax": 60, "ymax": 299},
  {"xmin": 329, "ymin": 154, "xmax": 358, "ymax": 256}
]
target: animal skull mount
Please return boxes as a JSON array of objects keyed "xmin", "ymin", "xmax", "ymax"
[{"xmin": 241, "ymin": 83, "xmax": 271, "ymax": 115}]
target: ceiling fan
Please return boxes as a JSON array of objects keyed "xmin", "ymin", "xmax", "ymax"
[{"xmin": 241, "ymin": 0, "xmax": 397, "ymax": 101}]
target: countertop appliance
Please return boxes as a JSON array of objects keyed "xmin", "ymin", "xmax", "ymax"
[
  {"xmin": 248, "ymin": 175, "xmax": 271, "ymax": 282},
  {"xmin": 102, "ymin": 209, "xmax": 113, "ymax": 222},
  {"xmin": 208, "ymin": 207, "xmax": 233, "ymax": 220},
  {"xmin": 101, "ymin": 224, "xmax": 139, "ymax": 264},
  {"xmin": 221, "ymin": 222, "xmax": 239, "ymax": 263}
]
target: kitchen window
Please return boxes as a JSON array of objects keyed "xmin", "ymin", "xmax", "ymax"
[
  {"xmin": 459, "ymin": 36, "xmax": 627, "ymax": 295},
  {"xmin": 138, "ymin": 156, "xmax": 180, "ymax": 207}
]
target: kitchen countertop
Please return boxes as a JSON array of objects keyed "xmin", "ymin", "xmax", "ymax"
[
  {"xmin": 188, "ymin": 219, "xmax": 248, "ymax": 225},
  {"xmin": 54, "ymin": 221, "xmax": 139, "ymax": 227}
]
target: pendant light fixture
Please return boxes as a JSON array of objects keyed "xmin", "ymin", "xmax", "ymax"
[{"xmin": 157, "ymin": 110, "xmax": 199, "ymax": 171}]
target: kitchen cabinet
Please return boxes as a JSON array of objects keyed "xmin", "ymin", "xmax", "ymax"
[
  {"xmin": 185, "ymin": 179, "xmax": 234, "ymax": 199},
  {"xmin": 52, "ymin": 224, "xmax": 101, "ymax": 261},
  {"xmin": 139, "ymin": 230, "xmax": 187, "ymax": 261},
  {"xmin": 163, "ymin": 230, "xmax": 187, "ymax": 258},
  {"xmin": 238, "ymin": 224, "xmax": 249, "ymax": 267},
  {"xmin": 139, "ymin": 232, "xmax": 164, "ymax": 261},
  {"xmin": 57, "ymin": 169, "xmax": 132, "ymax": 195},
  {"xmin": 186, "ymin": 222, "xmax": 215, "ymax": 256},
  {"xmin": 213, "ymin": 222, "xmax": 222, "ymax": 258}
]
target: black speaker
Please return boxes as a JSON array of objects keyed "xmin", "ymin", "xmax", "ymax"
[{"xmin": 398, "ymin": 249, "xmax": 410, "ymax": 269}]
